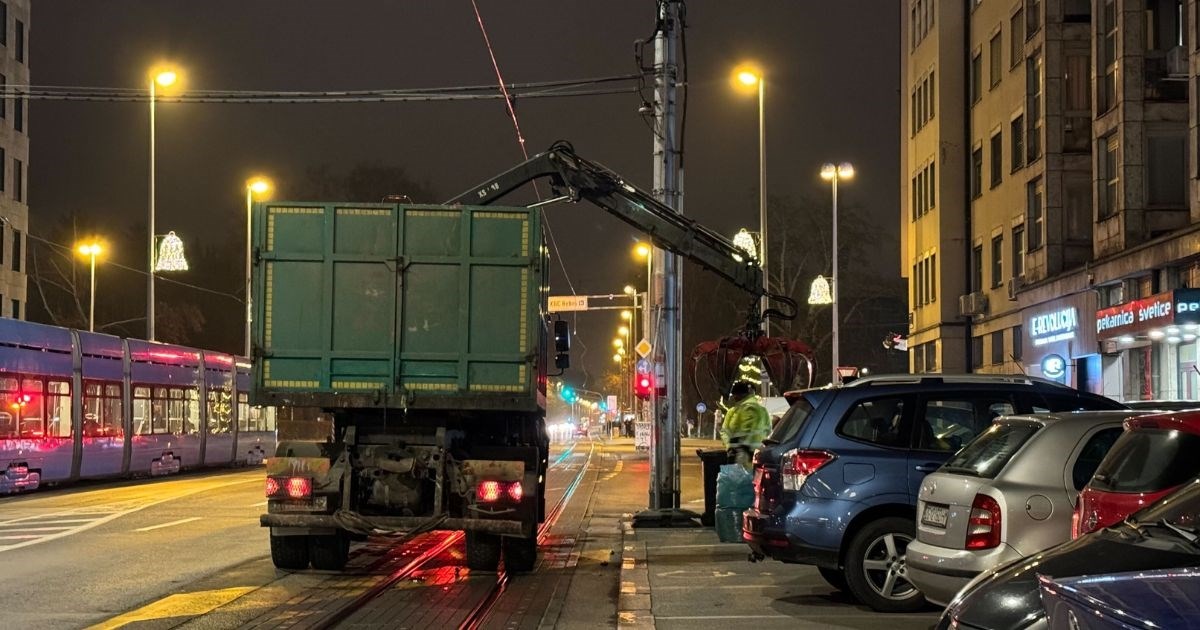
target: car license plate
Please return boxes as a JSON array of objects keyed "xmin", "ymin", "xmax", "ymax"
[{"xmin": 921, "ymin": 503, "xmax": 949, "ymax": 528}]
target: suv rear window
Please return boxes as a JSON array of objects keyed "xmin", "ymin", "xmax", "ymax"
[
  {"xmin": 1090, "ymin": 429, "xmax": 1200, "ymax": 492},
  {"xmin": 940, "ymin": 421, "xmax": 1039, "ymax": 478},
  {"xmin": 766, "ymin": 395, "xmax": 815, "ymax": 445}
]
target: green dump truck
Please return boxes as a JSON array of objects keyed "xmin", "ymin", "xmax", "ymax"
[
  {"xmin": 253, "ymin": 143, "xmax": 785, "ymax": 574},
  {"xmin": 255, "ymin": 202, "xmax": 560, "ymax": 572}
]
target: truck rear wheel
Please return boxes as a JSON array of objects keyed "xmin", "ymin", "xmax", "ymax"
[
  {"xmin": 466, "ymin": 531, "xmax": 502, "ymax": 572},
  {"xmin": 310, "ymin": 531, "xmax": 350, "ymax": 570},
  {"xmin": 270, "ymin": 534, "xmax": 310, "ymax": 570},
  {"xmin": 503, "ymin": 534, "xmax": 538, "ymax": 573}
]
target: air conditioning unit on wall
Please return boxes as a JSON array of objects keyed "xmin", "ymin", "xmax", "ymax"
[
  {"xmin": 1168, "ymin": 46, "xmax": 1188, "ymax": 76},
  {"xmin": 958, "ymin": 292, "xmax": 989, "ymax": 317},
  {"xmin": 1007, "ymin": 277, "xmax": 1022, "ymax": 301}
]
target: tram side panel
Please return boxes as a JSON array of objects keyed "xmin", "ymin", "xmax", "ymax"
[
  {"xmin": 0, "ymin": 320, "xmax": 76, "ymax": 492},
  {"xmin": 77, "ymin": 330, "xmax": 126, "ymax": 478},
  {"xmin": 126, "ymin": 341, "xmax": 203, "ymax": 476},
  {"xmin": 234, "ymin": 363, "xmax": 272, "ymax": 466},
  {"xmin": 202, "ymin": 352, "xmax": 236, "ymax": 466}
]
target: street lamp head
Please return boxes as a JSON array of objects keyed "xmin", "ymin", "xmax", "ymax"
[
  {"xmin": 620, "ymin": 310, "xmax": 633, "ymax": 321},
  {"xmin": 634, "ymin": 242, "xmax": 651, "ymax": 259},
  {"xmin": 623, "ymin": 285, "xmax": 636, "ymax": 295},
  {"xmin": 732, "ymin": 64, "xmax": 762, "ymax": 92},
  {"xmin": 820, "ymin": 163, "xmax": 837, "ymax": 181},
  {"xmin": 77, "ymin": 242, "xmax": 102, "ymax": 257},
  {"xmin": 838, "ymin": 162, "xmax": 855, "ymax": 179},
  {"xmin": 613, "ymin": 338, "xmax": 624, "ymax": 348},
  {"xmin": 618, "ymin": 326, "xmax": 629, "ymax": 336},
  {"xmin": 737, "ymin": 71, "xmax": 759, "ymax": 86},
  {"xmin": 154, "ymin": 70, "xmax": 178, "ymax": 88},
  {"xmin": 247, "ymin": 177, "xmax": 272, "ymax": 196},
  {"xmin": 618, "ymin": 347, "xmax": 627, "ymax": 356},
  {"xmin": 613, "ymin": 354, "xmax": 622, "ymax": 362}
]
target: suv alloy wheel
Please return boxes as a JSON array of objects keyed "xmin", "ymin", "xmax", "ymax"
[{"xmin": 843, "ymin": 516, "xmax": 927, "ymax": 612}]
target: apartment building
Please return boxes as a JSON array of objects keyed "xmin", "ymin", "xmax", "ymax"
[
  {"xmin": 902, "ymin": 0, "xmax": 1200, "ymax": 402},
  {"xmin": 0, "ymin": 1, "xmax": 28, "ymax": 320}
]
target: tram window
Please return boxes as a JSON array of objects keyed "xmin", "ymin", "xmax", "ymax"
[
  {"xmin": 18, "ymin": 378, "xmax": 43, "ymax": 438},
  {"xmin": 84, "ymin": 381, "xmax": 123, "ymax": 437},
  {"xmin": 264, "ymin": 407, "xmax": 277, "ymax": 431},
  {"xmin": 186, "ymin": 389, "xmax": 200, "ymax": 434},
  {"xmin": 237, "ymin": 393, "xmax": 251, "ymax": 432},
  {"xmin": 165, "ymin": 388, "xmax": 184, "ymax": 434},
  {"xmin": 0, "ymin": 377, "xmax": 17, "ymax": 438},
  {"xmin": 133, "ymin": 386, "xmax": 152, "ymax": 435},
  {"xmin": 207, "ymin": 389, "xmax": 232, "ymax": 434},
  {"xmin": 46, "ymin": 380, "xmax": 71, "ymax": 438}
]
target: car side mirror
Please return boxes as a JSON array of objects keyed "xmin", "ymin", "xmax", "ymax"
[{"xmin": 553, "ymin": 320, "xmax": 570, "ymax": 369}]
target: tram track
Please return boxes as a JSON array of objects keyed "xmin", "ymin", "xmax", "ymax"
[{"xmin": 308, "ymin": 439, "xmax": 595, "ymax": 630}]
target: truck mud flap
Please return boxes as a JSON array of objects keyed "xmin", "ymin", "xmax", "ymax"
[{"xmin": 260, "ymin": 513, "xmax": 525, "ymax": 536}]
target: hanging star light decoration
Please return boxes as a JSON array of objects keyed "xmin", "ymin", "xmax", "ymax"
[{"xmin": 154, "ymin": 231, "xmax": 189, "ymax": 271}]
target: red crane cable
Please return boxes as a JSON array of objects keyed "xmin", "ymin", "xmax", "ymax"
[{"xmin": 468, "ymin": 0, "xmax": 531, "ymax": 163}]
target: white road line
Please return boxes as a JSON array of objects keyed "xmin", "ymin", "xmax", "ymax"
[
  {"xmin": 135, "ymin": 517, "xmax": 201, "ymax": 532},
  {"xmin": 0, "ymin": 535, "xmax": 43, "ymax": 540},
  {"xmin": 4, "ymin": 518, "xmax": 97, "ymax": 525},
  {"xmin": 247, "ymin": 501, "xmax": 267, "ymax": 508},
  {"xmin": 0, "ymin": 526, "xmax": 75, "ymax": 532}
]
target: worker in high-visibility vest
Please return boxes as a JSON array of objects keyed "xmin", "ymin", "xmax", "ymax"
[{"xmin": 720, "ymin": 380, "xmax": 771, "ymax": 470}]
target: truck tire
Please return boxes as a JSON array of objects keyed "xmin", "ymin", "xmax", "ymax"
[
  {"xmin": 270, "ymin": 534, "xmax": 310, "ymax": 570},
  {"xmin": 503, "ymin": 535, "xmax": 538, "ymax": 573},
  {"xmin": 466, "ymin": 531, "xmax": 502, "ymax": 572},
  {"xmin": 842, "ymin": 516, "xmax": 927, "ymax": 613},
  {"xmin": 309, "ymin": 531, "xmax": 350, "ymax": 571}
]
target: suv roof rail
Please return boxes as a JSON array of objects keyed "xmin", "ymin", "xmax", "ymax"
[{"xmin": 845, "ymin": 373, "xmax": 1071, "ymax": 388}]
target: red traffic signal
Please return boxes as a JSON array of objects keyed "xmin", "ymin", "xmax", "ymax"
[{"xmin": 634, "ymin": 374, "xmax": 654, "ymax": 400}]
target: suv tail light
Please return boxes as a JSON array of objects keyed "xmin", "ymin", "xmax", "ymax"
[
  {"xmin": 781, "ymin": 449, "xmax": 836, "ymax": 492},
  {"xmin": 966, "ymin": 493, "xmax": 1002, "ymax": 549}
]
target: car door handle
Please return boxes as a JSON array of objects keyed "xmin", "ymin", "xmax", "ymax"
[{"xmin": 914, "ymin": 463, "xmax": 941, "ymax": 473}]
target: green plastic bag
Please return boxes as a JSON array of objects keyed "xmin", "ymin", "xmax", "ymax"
[
  {"xmin": 716, "ymin": 462, "xmax": 755, "ymax": 509},
  {"xmin": 715, "ymin": 507, "xmax": 745, "ymax": 543}
]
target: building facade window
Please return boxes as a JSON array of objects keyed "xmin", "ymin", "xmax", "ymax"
[
  {"xmin": 14, "ymin": 19, "xmax": 22, "ymax": 63},
  {"xmin": 971, "ymin": 50, "xmax": 983, "ymax": 104},
  {"xmin": 972, "ymin": 336, "xmax": 984, "ymax": 369},
  {"xmin": 14, "ymin": 95, "xmax": 22, "ymax": 133},
  {"xmin": 1027, "ymin": 0, "xmax": 1042, "ymax": 37},
  {"xmin": 911, "ymin": 0, "xmax": 936, "ymax": 49},
  {"xmin": 12, "ymin": 229, "xmax": 20, "ymax": 273},
  {"xmin": 991, "ymin": 235, "xmax": 1004, "ymax": 288},
  {"xmin": 990, "ymin": 131, "xmax": 1003, "ymax": 187},
  {"xmin": 1147, "ymin": 133, "xmax": 1186, "ymax": 206},
  {"xmin": 1011, "ymin": 8, "xmax": 1024, "ymax": 67},
  {"xmin": 973, "ymin": 244, "xmax": 984, "ymax": 292},
  {"xmin": 971, "ymin": 146, "xmax": 984, "ymax": 198},
  {"xmin": 1027, "ymin": 177, "xmax": 1044, "ymax": 249},
  {"xmin": 1099, "ymin": 134, "xmax": 1118, "ymax": 218},
  {"xmin": 1100, "ymin": 0, "xmax": 1117, "ymax": 112},
  {"xmin": 1012, "ymin": 224, "xmax": 1025, "ymax": 278},
  {"xmin": 0, "ymin": 3, "xmax": 8, "ymax": 47},
  {"xmin": 1011, "ymin": 114, "xmax": 1024, "ymax": 171},
  {"xmin": 1012, "ymin": 325, "xmax": 1023, "ymax": 361},
  {"xmin": 991, "ymin": 331, "xmax": 1005, "ymax": 365},
  {"xmin": 1027, "ymin": 51, "xmax": 1043, "ymax": 161},
  {"xmin": 13, "ymin": 157, "xmax": 21, "ymax": 202},
  {"xmin": 990, "ymin": 30, "xmax": 1003, "ymax": 87}
]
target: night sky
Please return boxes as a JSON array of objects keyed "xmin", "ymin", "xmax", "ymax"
[{"xmin": 29, "ymin": 1, "xmax": 899, "ymax": 388}]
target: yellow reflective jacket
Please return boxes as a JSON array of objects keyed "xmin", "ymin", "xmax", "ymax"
[{"xmin": 721, "ymin": 395, "xmax": 771, "ymax": 448}]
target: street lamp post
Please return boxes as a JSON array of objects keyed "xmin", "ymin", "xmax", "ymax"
[
  {"xmin": 77, "ymin": 242, "xmax": 103, "ymax": 332},
  {"xmin": 820, "ymin": 162, "xmax": 854, "ymax": 384},
  {"xmin": 147, "ymin": 67, "xmax": 178, "ymax": 342},
  {"xmin": 245, "ymin": 177, "xmax": 272, "ymax": 358},
  {"xmin": 735, "ymin": 66, "xmax": 768, "ymax": 333}
]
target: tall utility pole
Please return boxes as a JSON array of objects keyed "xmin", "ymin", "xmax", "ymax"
[{"xmin": 634, "ymin": 0, "xmax": 694, "ymax": 526}]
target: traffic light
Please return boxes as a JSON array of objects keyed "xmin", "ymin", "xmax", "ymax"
[
  {"xmin": 561, "ymin": 386, "xmax": 576, "ymax": 403},
  {"xmin": 634, "ymin": 374, "xmax": 654, "ymax": 400}
]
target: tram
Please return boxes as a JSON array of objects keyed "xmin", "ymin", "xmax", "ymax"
[{"xmin": 0, "ymin": 318, "xmax": 276, "ymax": 493}]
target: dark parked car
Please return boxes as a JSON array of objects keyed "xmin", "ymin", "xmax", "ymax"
[
  {"xmin": 1038, "ymin": 567, "xmax": 1200, "ymax": 630},
  {"xmin": 741, "ymin": 374, "xmax": 1123, "ymax": 612},
  {"xmin": 938, "ymin": 477, "xmax": 1200, "ymax": 630}
]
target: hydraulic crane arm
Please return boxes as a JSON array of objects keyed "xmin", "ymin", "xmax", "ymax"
[{"xmin": 447, "ymin": 141, "xmax": 791, "ymax": 322}]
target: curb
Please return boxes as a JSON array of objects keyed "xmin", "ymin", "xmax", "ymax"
[{"xmin": 615, "ymin": 514, "xmax": 654, "ymax": 629}]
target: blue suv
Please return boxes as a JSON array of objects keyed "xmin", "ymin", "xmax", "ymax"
[{"xmin": 742, "ymin": 374, "xmax": 1122, "ymax": 613}]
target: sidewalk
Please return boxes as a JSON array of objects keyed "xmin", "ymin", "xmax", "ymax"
[{"xmin": 608, "ymin": 439, "xmax": 939, "ymax": 630}]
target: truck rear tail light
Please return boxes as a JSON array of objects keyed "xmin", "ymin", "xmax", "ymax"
[
  {"xmin": 966, "ymin": 493, "xmax": 1002, "ymax": 550},
  {"xmin": 286, "ymin": 477, "xmax": 312, "ymax": 499},
  {"xmin": 267, "ymin": 475, "xmax": 312, "ymax": 499},
  {"xmin": 477, "ymin": 480, "xmax": 523, "ymax": 503},
  {"xmin": 781, "ymin": 449, "xmax": 836, "ymax": 491}
]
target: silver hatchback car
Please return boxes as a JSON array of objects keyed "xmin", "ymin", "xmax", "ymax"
[{"xmin": 906, "ymin": 410, "xmax": 1138, "ymax": 606}]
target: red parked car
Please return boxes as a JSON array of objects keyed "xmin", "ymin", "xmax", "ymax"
[{"xmin": 1073, "ymin": 410, "xmax": 1200, "ymax": 537}]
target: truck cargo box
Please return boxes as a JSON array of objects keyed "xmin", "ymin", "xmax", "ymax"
[{"xmin": 251, "ymin": 202, "xmax": 547, "ymax": 412}]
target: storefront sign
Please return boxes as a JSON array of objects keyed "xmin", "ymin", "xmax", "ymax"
[
  {"xmin": 1029, "ymin": 307, "xmax": 1079, "ymax": 346},
  {"xmin": 1095, "ymin": 292, "xmax": 1175, "ymax": 338},
  {"xmin": 1174, "ymin": 288, "xmax": 1200, "ymax": 326},
  {"xmin": 1041, "ymin": 354, "xmax": 1067, "ymax": 379}
]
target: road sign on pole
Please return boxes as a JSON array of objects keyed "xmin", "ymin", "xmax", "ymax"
[
  {"xmin": 548, "ymin": 295, "xmax": 589, "ymax": 312},
  {"xmin": 635, "ymin": 339, "xmax": 653, "ymax": 358}
]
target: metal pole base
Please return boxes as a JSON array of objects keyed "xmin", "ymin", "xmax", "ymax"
[{"xmin": 631, "ymin": 507, "xmax": 701, "ymax": 528}]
